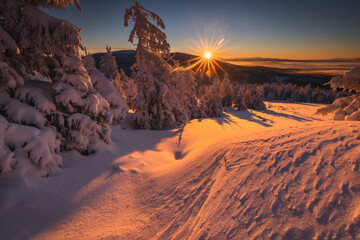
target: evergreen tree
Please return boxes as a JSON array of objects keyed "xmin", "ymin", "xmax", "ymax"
[
  {"xmin": 100, "ymin": 45, "xmax": 120, "ymax": 81},
  {"xmin": 243, "ymin": 85, "xmax": 266, "ymax": 110},
  {"xmin": 82, "ymin": 48, "xmax": 96, "ymax": 72},
  {"xmin": 124, "ymin": 1, "xmax": 186, "ymax": 129},
  {"xmin": 201, "ymin": 78, "xmax": 223, "ymax": 117},
  {"xmin": 119, "ymin": 69, "xmax": 137, "ymax": 109},
  {"xmin": 174, "ymin": 62, "xmax": 200, "ymax": 119},
  {"xmin": 328, "ymin": 67, "xmax": 360, "ymax": 93},
  {"xmin": 317, "ymin": 67, "xmax": 360, "ymax": 121},
  {"xmin": 0, "ymin": 0, "xmax": 125, "ymax": 176},
  {"xmin": 220, "ymin": 73, "xmax": 234, "ymax": 108},
  {"xmin": 233, "ymin": 88, "xmax": 247, "ymax": 111}
]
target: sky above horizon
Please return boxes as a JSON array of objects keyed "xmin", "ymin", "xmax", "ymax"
[{"xmin": 45, "ymin": 0, "xmax": 360, "ymax": 60}]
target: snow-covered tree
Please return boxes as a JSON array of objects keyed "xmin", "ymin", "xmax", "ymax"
[
  {"xmin": 220, "ymin": 73, "xmax": 234, "ymax": 108},
  {"xmin": 124, "ymin": 1, "xmax": 186, "ymax": 129},
  {"xmin": 100, "ymin": 46, "xmax": 120, "ymax": 81},
  {"xmin": 316, "ymin": 67, "xmax": 360, "ymax": 121},
  {"xmin": 328, "ymin": 67, "xmax": 360, "ymax": 93},
  {"xmin": 0, "ymin": 0, "xmax": 126, "ymax": 176},
  {"xmin": 233, "ymin": 88, "xmax": 247, "ymax": 111},
  {"xmin": 124, "ymin": 1, "xmax": 170, "ymax": 65},
  {"xmin": 119, "ymin": 69, "xmax": 137, "ymax": 109},
  {"xmin": 200, "ymin": 78, "xmax": 223, "ymax": 117},
  {"xmin": 89, "ymin": 69, "xmax": 128, "ymax": 124},
  {"xmin": 82, "ymin": 48, "xmax": 96, "ymax": 72},
  {"xmin": 243, "ymin": 85, "xmax": 266, "ymax": 110},
  {"xmin": 174, "ymin": 62, "xmax": 200, "ymax": 119}
]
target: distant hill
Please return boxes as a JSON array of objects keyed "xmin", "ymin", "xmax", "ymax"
[{"xmin": 92, "ymin": 50, "xmax": 332, "ymax": 88}]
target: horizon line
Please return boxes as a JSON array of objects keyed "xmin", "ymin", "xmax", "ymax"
[{"xmin": 85, "ymin": 48, "xmax": 360, "ymax": 62}]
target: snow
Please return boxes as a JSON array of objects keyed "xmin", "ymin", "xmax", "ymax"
[
  {"xmin": 15, "ymin": 85, "xmax": 56, "ymax": 114},
  {"xmin": 0, "ymin": 61, "xmax": 24, "ymax": 88},
  {"xmin": 1, "ymin": 102, "xmax": 360, "ymax": 239},
  {"xmin": 0, "ymin": 25, "xmax": 19, "ymax": 53},
  {"xmin": 0, "ymin": 92, "xmax": 46, "ymax": 129},
  {"xmin": 90, "ymin": 69, "xmax": 128, "ymax": 124},
  {"xmin": 0, "ymin": 116, "xmax": 62, "ymax": 177},
  {"xmin": 329, "ymin": 66, "xmax": 360, "ymax": 93}
]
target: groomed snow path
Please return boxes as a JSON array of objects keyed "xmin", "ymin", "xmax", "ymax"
[{"xmin": 1, "ymin": 102, "xmax": 360, "ymax": 240}]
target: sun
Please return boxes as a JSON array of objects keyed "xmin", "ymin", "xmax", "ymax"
[
  {"xmin": 204, "ymin": 52, "xmax": 211, "ymax": 59},
  {"xmin": 172, "ymin": 32, "xmax": 227, "ymax": 79}
]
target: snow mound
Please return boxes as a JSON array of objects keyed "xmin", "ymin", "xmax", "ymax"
[{"xmin": 145, "ymin": 124, "xmax": 360, "ymax": 239}]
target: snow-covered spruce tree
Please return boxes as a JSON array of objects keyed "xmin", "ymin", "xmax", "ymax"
[
  {"xmin": 87, "ymin": 69, "xmax": 128, "ymax": 124},
  {"xmin": 173, "ymin": 62, "xmax": 201, "ymax": 119},
  {"xmin": 119, "ymin": 69, "xmax": 137, "ymax": 109},
  {"xmin": 200, "ymin": 78, "xmax": 224, "ymax": 117},
  {"xmin": 0, "ymin": 0, "xmax": 123, "ymax": 176},
  {"xmin": 233, "ymin": 87, "xmax": 247, "ymax": 111},
  {"xmin": 100, "ymin": 46, "xmax": 120, "ymax": 82},
  {"xmin": 99, "ymin": 46, "xmax": 125, "ymax": 96},
  {"xmin": 85, "ymin": 47, "xmax": 128, "ymax": 125},
  {"xmin": 124, "ymin": 1, "xmax": 186, "ymax": 129},
  {"xmin": 220, "ymin": 73, "xmax": 234, "ymax": 108},
  {"xmin": 316, "ymin": 67, "xmax": 360, "ymax": 121},
  {"xmin": 82, "ymin": 48, "xmax": 96, "ymax": 72},
  {"xmin": 243, "ymin": 85, "xmax": 266, "ymax": 110}
]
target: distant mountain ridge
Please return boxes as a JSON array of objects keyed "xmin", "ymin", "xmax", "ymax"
[
  {"xmin": 92, "ymin": 50, "xmax": 332, "ymax": 88},
  {"xmin": 222, "ymin": 57, "xmax": 360, "ymax": 62}
]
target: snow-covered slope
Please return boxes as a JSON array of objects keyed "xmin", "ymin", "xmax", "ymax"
[{"xmin": 0, "ymin": 102, "xmax": 359, "ymax": 239}]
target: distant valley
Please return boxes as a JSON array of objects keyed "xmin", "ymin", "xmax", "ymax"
[{"xmin": 91, "ymin": 50, "xmax": 347, "ymax": 88}]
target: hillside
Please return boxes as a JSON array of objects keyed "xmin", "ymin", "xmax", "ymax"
[
  {"xmin": 1, "ymin": 102, "xmax": 359, "ymax": 239},
  {"xmin": 92, "ymin": 50, "xmax": 332, "ymax": 88}
]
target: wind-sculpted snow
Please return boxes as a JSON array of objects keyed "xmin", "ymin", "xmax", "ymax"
[{"xmin": 147, "ymin": 123, "xmax": 360, "ymax": 239}]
